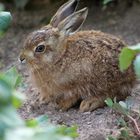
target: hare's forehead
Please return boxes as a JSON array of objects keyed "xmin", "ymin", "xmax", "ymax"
[{"xmin": 25, "ymin": 29, "xmax": 55, "ymax": 47}]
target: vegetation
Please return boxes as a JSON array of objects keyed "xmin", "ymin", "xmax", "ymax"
[
  {"xmin": 105, "ymin": 98, "xmax": 140, "ymax": 140},
  {"xmin": 0, "ymin": 10, "xmax": 78, "ymax": 140},
  {"xmin": 119, "ymin": 43, "xmax": 140, "ymax": 78},
  {"xmin": 0, "ymin": 11, "xmax": 12, "ymax": 37},
  {"xmin": 0, "ymin": 67, "xmax": 78, "ymax": 140},
  {"xmin": 102, "ymin": 0, "xmax": 114, "ymax": 5},
  {"xmin": 104, "ymin": 44, "xmax": 140, "ymax": 139},
  {"xmin": 107, "ymin": 42, "xmax": 140, "ymax": 140}
]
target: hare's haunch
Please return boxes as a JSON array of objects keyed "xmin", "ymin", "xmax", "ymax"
[{"xmin": 20, "ymin": 0, "xmax": 136, "ymax": 112}]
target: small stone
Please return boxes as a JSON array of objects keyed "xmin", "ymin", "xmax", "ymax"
[{"xmin": 83, "ymin": 111, "xmax": 91, "ymax": 115}]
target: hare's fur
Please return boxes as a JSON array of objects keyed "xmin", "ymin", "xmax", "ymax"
[{"xmin": 20, "ymin": 0, "xmax": 136, "ymax": 112}]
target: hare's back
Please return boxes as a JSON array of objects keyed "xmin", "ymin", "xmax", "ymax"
[
  {"xmin": 68, "ymin": 30, "xmax": 125, "ymax": 50},
  {"xmin": 65, "ymin": 30, "xmax": 134, "ymax": 84},
  {"xmin": 66, "ymin": 30, "xmax": 125, "ymax": 62}
]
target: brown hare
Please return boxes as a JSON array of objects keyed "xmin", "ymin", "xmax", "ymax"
[{"xmin": 20, "ymin": 0, "xmax": 136, "ymax": 112}]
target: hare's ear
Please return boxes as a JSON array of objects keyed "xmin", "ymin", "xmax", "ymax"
[
  {"xmin": 57, "ymin": 8, "xmax": 88, "ymax": 36},
  {"xmin": 50, "ymin": 0, "xmax": 79, "ymax": 27}
]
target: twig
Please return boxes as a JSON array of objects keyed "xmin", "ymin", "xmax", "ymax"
[{"xmin": 127, "ymin": 115, "xmax": 140, "ymax": 136}]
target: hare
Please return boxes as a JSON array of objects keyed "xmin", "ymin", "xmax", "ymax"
[{"xmin": 20, "ymin": 0, "xmax": 136, "ymax": 112}]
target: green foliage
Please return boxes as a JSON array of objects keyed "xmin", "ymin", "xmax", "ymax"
[
  {"xmin": 14, "ymin": 0, "xmax": 29, "ymax": 9},
  {"xmin": 5, "ymin": 67, "xmax": 22, "ymax": 89},
  {"xmin": 0, "ymin": 10, "xmax": 78, "ymax": 140},
  {"xmin": 0, "ymin": 3, "xmax": 5, "ymax": 11},
  {"xmin": 104, "ymin": 98, "xmax": 114, "ymax": 107},
  {"xmin": 57, "ymin": 125, "xmax": 78, "ymax": 138},
  {"xmin": 119, "ymin": 43, "xmax": 140, "ymax": 77},
  {"xmin": 117, "ymin": 118, "xmax": 127, "ymax": 127},
  {"xmin": 0, "ymin": 11, "xmax": 12, "ymax": 37},
  {"xmin": 0, "ymin": 68, "xmax": 25, "ymax": 139},
  {"xmin": 0, "ymin": 67, "xmax": 78, "ymax": 140},
  {"xmin": 102, "ymin": 0, "xmax": 114, "ymax": 5},
  {"xmin": 119, "ymin": 47, "xmax": 136, "ymax": 72},
  {"xmin": 105, "ymin": 98, "xmax": 140, "ymax": 139},
  {"xmin": 0, "ymin": 67, "xmax": 23, "ymax": 107},
  {"xmin": 107, "ymin": 136, "xmax": 117, "ymax": 140},
  {"xmin": 105, "ymin": 98, "xmax": 129, "ymax": 116},
  {"xmin": 134, "ymin": 54, "xmax": 140, "ymax": 78}
]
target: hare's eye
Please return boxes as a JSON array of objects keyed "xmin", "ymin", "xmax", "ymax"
[{"xmin": 35, "ymin": 45, "xmax": 45, "ymax": 52}]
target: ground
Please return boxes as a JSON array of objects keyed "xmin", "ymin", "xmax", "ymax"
[{"xmin": 1, "ymin": 1, "xmax": 140, "ymax": 140}]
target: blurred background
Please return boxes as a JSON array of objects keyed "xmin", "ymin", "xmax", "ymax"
[
  {"xmin": 0, "ymin": 0, "xmax": 140, "ymax": 69},
  {"xmin": 0, "ymin": 1, "xmax": 140, "ymax": 140}
]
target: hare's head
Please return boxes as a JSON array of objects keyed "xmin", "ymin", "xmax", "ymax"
[{"xmin": 19, "ymin": 0, "xmax": 88, "ymax": 66}]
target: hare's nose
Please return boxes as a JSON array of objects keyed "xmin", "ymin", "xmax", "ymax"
[{"xmin": 19, "ymin": 55, "xmax": 26, "ymax": 64}]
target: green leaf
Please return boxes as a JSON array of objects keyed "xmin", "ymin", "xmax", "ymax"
[
  {"xmin": 119, "ymin": 101, "xmax": 128, "ymax": 109},
  {"xmin": 5, "ymin": 67, "xmax": 22, "ymax": 89},
  {"xmin": 0, "ymin": 3, "xmax": 5, "ymax": 11},
  {"xmin": 35, "ymin": 115, "xmax": 48, "ymax": 126},
  {"xmin": 0, "ymin": 106, "xmax": 24, "ymax": 128},
  {"xmin": 134, "ymin": 55, "xmax": 140, "ymax": 78},
  {"xmin": 113, "ymin": 103, "xmax": 128, "ymax": 116},
  {"xmin": 113, "ymin": 97, "xmax": 117, "ymax": 103},
  {"xmin": 5, "ymin": 126, "xmax": 73, "ymax": 140},
  {"xmin": 107, "ymin": 136, "xmax": 117, "ymax": 140},
  {"xmin": 120, "ymin": 129, "xmax": 129, "ymax": 138},
  {"xmin": 0, "ymin": 11, "xmax": 12, "ymax": 36},
  {"xmin": 105, "ymin": 98, "xmax": 113, "ymax": 107},
  {"xmin": 26, "ymin": 119, "xmax": 38, "ymax": 127},
  {"xmin": 103, "ymin": 0, "xmax": 113, "ymax": 5},
  {"xmin": 12, "ymin": 91, "xmax": 25, "ymax": 108},
  {"xmin": 57, "ymin": 125, "xmax": 78, "ymax": 138},
  {"xmin": 0, "ymin": 77, "xmax": 12, "ymax": 106},
  {"xmin": 119, "ymin": 47, "xmax": 136, "ymax": 71},
  {"xmin": 117, "ymin": 118, "xmax": 127, "ymax": 127},
  {"xmin": 129, "ymin": 43, "xmax": 140, "ymax": 51}
]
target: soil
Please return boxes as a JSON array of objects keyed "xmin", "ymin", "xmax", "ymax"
[{"xmin": 1, "ymin": 1, "xmax": 140, "ymax": 140}]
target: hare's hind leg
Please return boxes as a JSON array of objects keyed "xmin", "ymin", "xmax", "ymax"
[{"xmin": 80, "ymin": 96, "xmax": 106, "ymax": 112}]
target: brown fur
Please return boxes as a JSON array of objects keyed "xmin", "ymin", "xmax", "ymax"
[{"xmin": 20, "ymin": 0, "xmax": 136, "ymax": 112}]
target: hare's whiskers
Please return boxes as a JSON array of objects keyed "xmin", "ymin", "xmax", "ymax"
[
  {"xmin": 32, "ymin": 63, "xmax": 44, "ymax": 85},
  {"xmin": 5, "ymin": 60, "xmax": 20, "ymax": 70}
]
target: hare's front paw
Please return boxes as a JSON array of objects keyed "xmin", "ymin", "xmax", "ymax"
[
  {"xmin": 55, "ymin": 95, "xmax": 79, "ymax": 111},
  {"xmin": 80, "ymin": 97, "xmax": 105, "ymax": 112},
  {"xmin": 55, "ymin": 100, "xmax": 71, "ymax": 111},
  {"xmin": 30, "ymin": 93, "xmax": 49, "ymax": 110}
]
